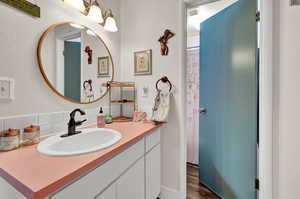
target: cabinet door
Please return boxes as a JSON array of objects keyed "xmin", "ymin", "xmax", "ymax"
[
  {"xmin": 146, "ymin": 144, "xmax": 161, "ymax": 199},
  {"xmin": 95, "ymin": 183, "xmax": 116, "ymax": 199},
  {"xmin": 116, "ymin": 158, "xmax": 145, "ymax": 199}
]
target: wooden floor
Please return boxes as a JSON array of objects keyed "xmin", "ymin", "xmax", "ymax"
[{"xmin": 187, "ymin": 164, "xmax": 219, "ymax": 199}]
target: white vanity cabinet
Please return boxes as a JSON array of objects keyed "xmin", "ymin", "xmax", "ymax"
[
  {"xmin": 116, "ymin": 158, "xmax": 145, "ymax": 199},
  {"xmin": 0, "ymin": 178, "xmax": 26, "ymax": 199},
  {"xmin": 95, "ymin": 183, "xmax": 116, "ymax": 199},
  {"xmin": 50, "ymin": 129, "xmax": 161, "ymax": 199},
  {"xmin": 0, "ymin": 129, "xmax": 161, "ymax": 199},
  {"xmin": 146, "ymin": 145, "xmax": 161, "ymax": 199},
  {"xmin": 145, "ymin": 128, "xmax": 161, "ymax": 199}
]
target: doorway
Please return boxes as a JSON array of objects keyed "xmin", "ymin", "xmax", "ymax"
[{"xmin": 186, "ymin": 0, "xmax": 259, "ymax": 198}]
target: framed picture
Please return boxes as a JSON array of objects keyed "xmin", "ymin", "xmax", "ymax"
[
  {"xmin": 98, "ymin": 56, "xmax": 110, "ymax": 77},
  {"xmin": 134, "ymin": 50, "xmax": 152, "ymax": 76}
]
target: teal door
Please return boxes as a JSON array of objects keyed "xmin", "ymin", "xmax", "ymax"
[
  {"xmin": 199, "ymin": 0, "xmax": 257, "ymax": 199},
  {"xmin": 64, "ymin": 41, "xmax": 81, "ymax": 102}
]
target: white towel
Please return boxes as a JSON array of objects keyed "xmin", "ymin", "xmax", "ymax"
[{"xmin": 152, "ymin": 90, "xmax": 172, "ymax": 122}]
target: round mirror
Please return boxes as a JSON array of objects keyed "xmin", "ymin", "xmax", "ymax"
[{"xmin": 37, "ymin": 22, "xmax": 114, "ymax": 104}]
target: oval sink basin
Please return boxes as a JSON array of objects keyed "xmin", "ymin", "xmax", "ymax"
[{"xmin": 37, "ymin": 128, "xmax": 122, "ymax": 157}]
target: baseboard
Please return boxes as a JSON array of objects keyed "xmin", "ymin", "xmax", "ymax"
[{"xmin": 159, "ymin": 186, "xmax": 182, "ymax": 199}]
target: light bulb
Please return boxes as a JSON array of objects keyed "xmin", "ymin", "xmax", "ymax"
[
  {"xmin": 87, "ymin": 5, "xmax": 104, "ymax": 23},
  {"xmin": 87, "ymin": 29, "xmax": 96, "ymax": 36},
  {"xmin": 70, "ymin": 23, "xmax": 84, "ymax": 29},
  {"xmin": 104, "ymin": 17, "xmax": 118, "ymax": 32},
  {"xmin": 64, "ymin": 0, "xmax": 85, "ymax": 12}
]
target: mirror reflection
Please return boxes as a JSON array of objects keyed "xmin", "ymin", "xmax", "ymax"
[{"xmin": 39, "ymin": 22, "xmax": 114, "ymax": 104}]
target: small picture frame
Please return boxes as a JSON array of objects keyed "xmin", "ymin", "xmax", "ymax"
[
  {"xmin": 98, "ymin": 56, "xmax": 110, "ymax": 77},
  {"xmin": 134, "ymin": 50, "xmax": 152, "ymax": 76}
]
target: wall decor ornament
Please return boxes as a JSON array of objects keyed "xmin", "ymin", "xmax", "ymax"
[
  {"xmin": 83, "ymin": 79, "xmax": 94, "ymax": 102},
  {"xmin": 98, "ymin": 56, "xmax": 110, "ymax": 77},
  {"xmin": 85, "ymin": 46, "xmax": 93, "ymax": 64},
  {"xmin": 158, "ymin": 29, "xmax": 175, "ymax": 56},
  {"xmin": 0, "ymin": 0, "xmax": 40, "ymax": 17},
  {"xmin": 134, "ymin": 50, "xmax": 152, "ymax": 76}
]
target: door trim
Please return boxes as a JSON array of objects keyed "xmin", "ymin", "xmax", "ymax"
[
  {"xmin": 257, "ymin": 0, "xmax": 274, "ymax": 199},
  {"xmin": 181, "ymin": 0, "xmax": 274, "ymax": 199}
]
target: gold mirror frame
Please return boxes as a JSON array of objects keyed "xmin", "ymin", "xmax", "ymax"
[{"xmin": 37, "ymin": 21, "xmax": 114, "ymax": 104}]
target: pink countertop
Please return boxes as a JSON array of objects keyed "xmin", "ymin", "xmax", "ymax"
[{"xmin": 0, "ymin": 122, "xmax": 161, "ymax": 199}]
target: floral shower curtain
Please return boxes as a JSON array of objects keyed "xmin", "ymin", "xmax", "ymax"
[{"xmin": 186, "ymin": 47, "xmax": 200, "ymax": 165}]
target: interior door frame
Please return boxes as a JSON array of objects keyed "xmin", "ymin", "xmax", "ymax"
[{"xmin": 181, "ymin": 0, "xmax": 274, "ymax": 199}]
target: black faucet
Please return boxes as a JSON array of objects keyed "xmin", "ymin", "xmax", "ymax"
[{"xmin": 61, "ymin": 109, "xmax": 87, "ymax": 138}]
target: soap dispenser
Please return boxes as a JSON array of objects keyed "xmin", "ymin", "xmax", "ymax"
[{"xmin": 97, "ymin": 107, "xmax": 106, "ymax": 128}]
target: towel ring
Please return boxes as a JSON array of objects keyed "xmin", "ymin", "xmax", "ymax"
[{"xmin": 156, "ymin": 76, "xmax": 172, "ymax": 92}]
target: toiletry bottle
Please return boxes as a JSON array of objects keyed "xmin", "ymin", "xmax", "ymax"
[{"xmin": 97, "ymin": 107, "xmax": 106, "ymax": 128}]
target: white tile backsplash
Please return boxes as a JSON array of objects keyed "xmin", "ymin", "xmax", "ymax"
[
  {"xmin": 38, "ymin": 113, "xmax": 52, "ymax": 136},
  {"xmin": 38, "ymin": 112, "xmax": 69, "ymax": 136},
  {"xmin": 84, "ymin": 108, "xmax": 98, "ymax": 126},
  {"xmin": 4, "ymin": 115, "xmax": 38, "ymax": 133},
  {"xmin": 52, "ymin": 112, "xmax": 69, "ymax": 133},
  {"xmin": 1, "ymin": 106, "xmax": 119, "ymax": 137}
]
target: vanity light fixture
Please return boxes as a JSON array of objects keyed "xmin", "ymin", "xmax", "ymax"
[
  {"xmin": 63, "ymin": 0, "xmax": 118, "ymax": 32},
  {"xmin": 87, "ymin": 1, "xmax": 104, "ymax": 23},
  {"xmin": 70, "ymin": 23, "xmax": 85, "ymax": 29},
  {"xmin": 104, "ymin": 9, "xmax": 118, "ymax": 32},
  {"xmin": 86, "ymin": 29, "xmax": 96, "ymax": 36}
]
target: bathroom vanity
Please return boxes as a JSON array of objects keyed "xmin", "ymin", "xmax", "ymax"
[
  {"xmin": 0, "ymin": 21, "xmax": 162, "ymax": 199},
  {"xmin": 0, "ymin": 122, "xmax": 161, "ymax": 199}
]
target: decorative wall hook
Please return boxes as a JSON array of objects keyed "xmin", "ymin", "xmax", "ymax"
[
  {"xmin": 158, "ymin": 29, "xmax": 175, "ymax": 56},
  {"xmin": 85, "ymin": 46, "xmax": 93, "ymax": 64}
]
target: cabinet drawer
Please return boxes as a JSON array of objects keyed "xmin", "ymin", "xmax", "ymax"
[
  {"xmin": 145, "ymin": 129, "xmax": 160, "ymax": 152},
  {"xmin": 51, "ymin": 139, "xmax": 145, "ymax": 199}
]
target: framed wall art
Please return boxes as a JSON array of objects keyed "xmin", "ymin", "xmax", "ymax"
[
  {"xmin": 98, "ymin": 56, "xmax": 110, "ymax": 77},
  {"xmin": 134, "ymin": 50, "xmax": 152, "ymax": 76},
  {"xmin": 0, "ymin": 0, "xmax": 40, "ymax": 17}
]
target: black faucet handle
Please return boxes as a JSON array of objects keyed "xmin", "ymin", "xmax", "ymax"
[
  {"xmin": 75, "ymin": 119, "xmax": 87, "ymax": 126},
  {"xmin": 70, "ymin": 109, "xmax": 86, "ymax": 118}
]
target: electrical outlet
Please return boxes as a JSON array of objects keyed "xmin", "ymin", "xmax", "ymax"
[{"xmin": 0, "ymin": 77, "xmax": 14, "ymax": 102}]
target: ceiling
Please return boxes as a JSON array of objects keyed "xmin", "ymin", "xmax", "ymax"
[{"xmin": 187, "ymin": 0, "xmax": 239, "ymax": 37}]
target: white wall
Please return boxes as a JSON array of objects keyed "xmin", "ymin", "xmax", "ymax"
[
  {"xmin": 0, "ymin": 0, "xmax": 120, "ymax": 117},
  {"xmin": 274, "ymin": 1, "xmax": 300, "ymax": 198},
  {"xmin": 120, "ymin": 0, "xmax": 185, "ymax": 195}
]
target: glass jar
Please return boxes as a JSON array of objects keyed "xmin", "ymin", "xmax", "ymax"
[
  {"xmin": 0, "ymin": 129, "xmax": 20, "ymax": 151},
  {"xmin": 23, "ymin": 125, "xmax": 40, "ymax": 146}
]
